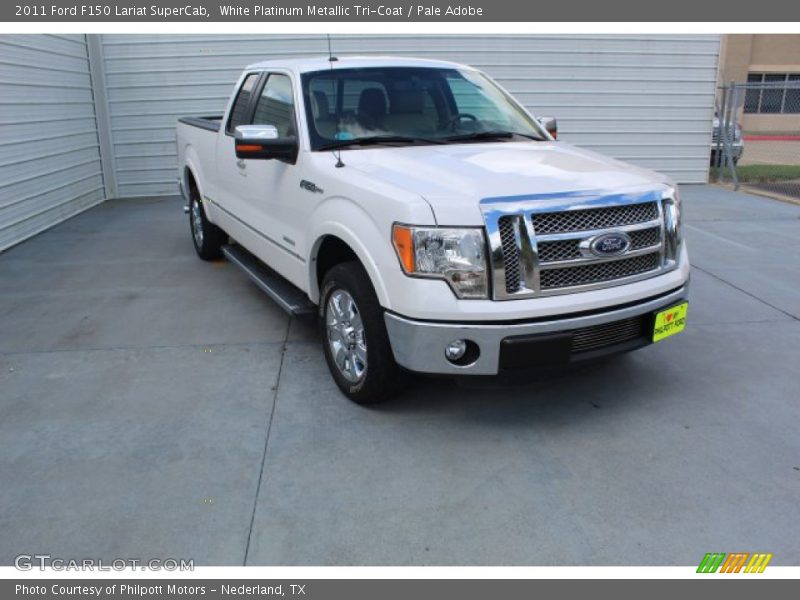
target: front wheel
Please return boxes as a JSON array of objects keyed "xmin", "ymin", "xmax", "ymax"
[{"xmin": 319, "ymin": 261, "xmax": 407, "ymax": 404}]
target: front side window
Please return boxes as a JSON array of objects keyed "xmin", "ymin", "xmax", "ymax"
[
  {"xmin": 252, "ymin": 73, "xmax": 296, "ymax": 137},
  {"xmin": 227, "ymin": 73, "xmax": 259, "ymax": 134},
  {"xmin": 301, "ymin": 67, "xmax": 547, "ymax": 149}
]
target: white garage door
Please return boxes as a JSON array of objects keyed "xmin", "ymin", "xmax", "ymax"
[
  {"xmin": 0, "ymin": 34, "xmax": 105, "ymax": 252},
  {"xmin": 100, "ymin": 34, "xmax": 720, "ymax": 197}
]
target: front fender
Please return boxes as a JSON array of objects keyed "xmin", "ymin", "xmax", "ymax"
[{"xmin": 307, "ymin": 196, "xmax": 398, "ymax": 307}]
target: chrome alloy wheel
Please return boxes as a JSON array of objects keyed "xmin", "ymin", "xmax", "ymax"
[
  {"xmin": 325, "ymin": 289, "xmax": 367, "ymax": 383},
  {"xmin": 190, "ymin": 199, "xmax": 204, "ymax": 248}
]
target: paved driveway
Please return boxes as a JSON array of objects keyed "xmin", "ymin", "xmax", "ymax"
[{"xmin": 0, "ymin": 186, "xmax": 798, "ymax": 566}]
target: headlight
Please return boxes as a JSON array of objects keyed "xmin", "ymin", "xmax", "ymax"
[
  {"xmin": 392, "ymin": 224, "xmax": 488, "ymax": 299},
  {"xmin": 663, "ymin": 187, "xmax": 682, "ymax": 262}
]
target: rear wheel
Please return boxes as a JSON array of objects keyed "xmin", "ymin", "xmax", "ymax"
[
  {"xmin": 320, "ymin": 261, "xmax": 407, "ymax": 404},
  {"xmin": 189, "ymin": 190, "xmax": 226, "ymax": 260}
]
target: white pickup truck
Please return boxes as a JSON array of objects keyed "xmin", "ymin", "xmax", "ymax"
[{"xmin": 176, "ymin": 56, "xmax": 689, "ymax": 404}]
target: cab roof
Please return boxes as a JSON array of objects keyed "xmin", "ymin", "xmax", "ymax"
[{"xmin": 244, "ymin": 55, "xmax": 474, "ymax": 74}]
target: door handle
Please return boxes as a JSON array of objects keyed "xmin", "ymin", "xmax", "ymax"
[{"xmin": 236, "ymin": 159, "xmax": 246, "ymax": 169}]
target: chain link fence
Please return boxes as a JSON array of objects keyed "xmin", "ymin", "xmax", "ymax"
[{"xmin": 712, "ymin": 79, "xmax": 800, "ymax": 200}]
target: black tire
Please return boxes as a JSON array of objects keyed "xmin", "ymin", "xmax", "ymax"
[
  {"xmin": 319, "ymin": 261, "xmax": 407, "ymax": 404},
  {"xmin": 189, "ymin": 189, "xmax": 226, "ymax": 260}
]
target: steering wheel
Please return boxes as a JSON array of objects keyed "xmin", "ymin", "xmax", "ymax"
[{"xmin": 446, "ymin": 113, "xmax": 478, "ymax": 131}]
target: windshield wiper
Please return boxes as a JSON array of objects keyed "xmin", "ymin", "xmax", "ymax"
[
  {"xmin": 443, "ymin": 130, "xmax": 543, "ymax": 142},
  {"xmin": 317, "ymin": 135, "xmax": 448, "ymax": 151}
]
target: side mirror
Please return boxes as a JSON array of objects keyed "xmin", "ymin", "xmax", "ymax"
[
  {"xmin": 538, "ymin": 116, "xmax": 557, "ymax": 140},
  {"xmin": 234, "ymin": 125, "xmax": 298, "ymax": 163}
]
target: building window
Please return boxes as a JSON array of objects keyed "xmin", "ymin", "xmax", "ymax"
[{"xmin": 744, "ymin": 73, "xmax": 800, "ymax": 114}]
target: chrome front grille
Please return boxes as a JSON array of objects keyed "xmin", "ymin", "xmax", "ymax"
[
  {"xmin": 629, "ymin": 226, "xmax": 661, "ymax": 249},
  {"xmin": 537, "ymin": 226, "xmax": 661, "ymax": 263},
  {"xmin": 540, "ymin": 252, "xmax": 661, "ymax": 290},
  {"xmin": 530, "ymin": 202, "xmax": 658, "ymax": 234},
  {"xmin": 482, "ymin": 191, "xmax": 677, "ymax": 300},
  {"xmin": 498, "ymin": 216, "xmax": 522, "ymax": 293}
]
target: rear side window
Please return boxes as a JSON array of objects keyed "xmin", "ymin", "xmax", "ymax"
[{"xmin": 227, "ymin": 73, "xmax": 259, "ymax": 134}]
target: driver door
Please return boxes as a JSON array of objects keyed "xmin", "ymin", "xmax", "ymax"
[{"xmin": 217, "ymin": 71, "xmax": 306, "ymax": 288}]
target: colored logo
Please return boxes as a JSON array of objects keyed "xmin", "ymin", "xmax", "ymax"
[
  {"xmin": 697, "ymin": 552, "xmax": 773, "ymax": 573},
  {"xmin": 588, "ymin": 232, "xmax": 631, "ymax": 257},
  {"xmin": 653, "ymin": 302, "xmax": 688, "ymax": 343}
]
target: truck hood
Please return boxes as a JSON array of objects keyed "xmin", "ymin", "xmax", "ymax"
[{"xmin": 342, "ymin": 141, "xmax": 672, "ymax": 225}]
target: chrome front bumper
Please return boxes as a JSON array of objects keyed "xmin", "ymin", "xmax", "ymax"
[{"xmin": 384, "ymin": 285, "xmax": 688, "ymax": 376}]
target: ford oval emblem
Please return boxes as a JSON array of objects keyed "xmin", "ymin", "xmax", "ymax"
[{"xmin": 588, "ymin": 232, "xmax": 631, "ymax": 257}]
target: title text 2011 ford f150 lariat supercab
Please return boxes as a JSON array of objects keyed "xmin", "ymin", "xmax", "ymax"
[{"xmin": 176, "ymin": 56, "xmax": 689, "ymax": 404}]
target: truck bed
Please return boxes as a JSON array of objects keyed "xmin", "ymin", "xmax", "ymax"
[{"xmin": 178, "ymin": 115, "xmax": 223, "ymax": 132}]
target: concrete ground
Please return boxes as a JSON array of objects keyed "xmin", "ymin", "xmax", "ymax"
[{"xmin": 0, "ymin": 186, "xmax": 798, "ymax": 566}]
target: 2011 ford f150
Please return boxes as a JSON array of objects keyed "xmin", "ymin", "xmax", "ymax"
[{"xmin": 176, "ymin": 56, "xmax": 689, "ymax": 404}]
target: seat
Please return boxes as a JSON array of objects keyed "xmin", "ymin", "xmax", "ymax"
[
  {"xmin": 312, "ymin": 90, "xmax": 337, "ymax": 138},
  {"xmin": 357, "ymin": 88, "xmax": 387, "ymax": 130},
  {"xmin": 312, "ymin": 90, "xmax": 331, "ymax": 119},
  {"xmin": 386, "ymin": 89, "xmax": 437, "ymax": 134}
]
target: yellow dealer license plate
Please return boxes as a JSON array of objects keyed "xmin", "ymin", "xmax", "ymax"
[{"xmin": 653, "ymin": 302, "xmax": 688, "ymax": 342}]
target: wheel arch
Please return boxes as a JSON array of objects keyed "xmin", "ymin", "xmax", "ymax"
[
  {"xmin": 183, "ymin": 165, "xmax": 199, "ymax": 198},
  {"xmin": 181, "ymin": 145, "xmax": 217, "ymax": 220},
  {"xmin": 309, "ymin": 230, "xmax": 391, "ymax": 308}
]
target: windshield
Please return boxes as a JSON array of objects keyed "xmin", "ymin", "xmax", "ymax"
[{"xmin": 301, "ymin": 66, "xmax": 547, "ymax": 150}]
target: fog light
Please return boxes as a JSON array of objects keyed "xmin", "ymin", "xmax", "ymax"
[{"xmin": 445, "ymin": 339, "xmax": 467, "ymax": 361}]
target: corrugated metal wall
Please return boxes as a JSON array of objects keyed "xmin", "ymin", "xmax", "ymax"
[
  {"xmin": 0, "ymin": 34, "xmax": 105, "ymax": 252},
  {"xmin": 100, "ymin": 34, "xmax": 720, "ymax": 197}
]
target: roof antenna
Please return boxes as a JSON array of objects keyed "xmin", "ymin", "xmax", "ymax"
[
  {"xmin": 326, "ymin": 34, "xmax": 344, "ymax": 168},
  {"xmin": 326, "ymin": 33, "xmax": 337, "ymax": 63}
]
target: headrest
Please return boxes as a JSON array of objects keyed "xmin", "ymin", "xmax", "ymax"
[
  {"xmin": 312, "ymin": 90, "xmax": 330, "ymax": 118},
  {"xmin": 358, "ymin": 88, "xmax": 387, "ymax": 117},
  {"xmin": 391, "ymin": 90, "xmax": 425, "ymax": 114}
]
